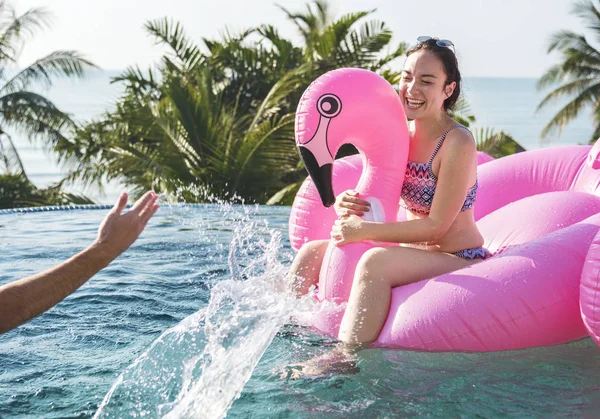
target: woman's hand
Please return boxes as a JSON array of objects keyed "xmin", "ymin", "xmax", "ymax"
[
  {"xmin": 331, "ymin": 215, "xmax": 371, "ymax": 246},
  {"xmin": 334, "ymin": 190, "xmax": 370, "ymax": 217}
]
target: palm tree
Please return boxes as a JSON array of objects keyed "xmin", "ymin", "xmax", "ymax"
[
  {"xmin": 277, "ymin": 0, "xmax": 407, "ymax": 83},
  {"xmin": 537, "ymin": 0, "xmax": 600, "ymax": 143},
  {"xmin": 70, "ymin": 67, "xmax": 301, "ymax": 202},
  {"xmin": 64, "ymin": 1, "xmax": 409, "ymax": 203},
  {"xmin": 0, "ymin": 1, "xmax": 96, "ymax": 207},
  {"xmin": 0, "ymin": 2, "xmax": 96, "ymax": 158},
  {"xmin": 0, "ymin": 134, "xmax": 93, "ymax": 208}
]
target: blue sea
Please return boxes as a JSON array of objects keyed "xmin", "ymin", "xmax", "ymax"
[
  {"xmin": 2, "ymin": 72, "xmax": 599, "ymax": 418},
  {"xmin": 10, "ymin": 71, "xmax": 595, "ymax": 203}
]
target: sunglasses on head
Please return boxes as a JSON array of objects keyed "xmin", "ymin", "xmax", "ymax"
[{"xmin": 417, "ymin": 36, "xmax": 454, "ymax": 50}]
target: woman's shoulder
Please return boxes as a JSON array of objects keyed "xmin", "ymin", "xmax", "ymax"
[{"xmin": 442, "ymin": 125, "xmax": 477, "ymax": 156}]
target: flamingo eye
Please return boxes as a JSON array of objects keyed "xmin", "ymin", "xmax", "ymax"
[{"xmin": 317, "ymin": 94, "xmax": 342, "ymax": 118}]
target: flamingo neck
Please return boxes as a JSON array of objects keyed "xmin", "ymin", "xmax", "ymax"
[{"xmin": 354, "ymin": 144, "xmax": 406, "ymax": 222}]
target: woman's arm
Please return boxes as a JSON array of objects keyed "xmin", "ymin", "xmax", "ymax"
[
  {"xmin": 370, "ymin": 130, "xmax": 477, "ymax": 243},
  {"xmin": 0, "ymin": 191, "xmax": 159, "ymax": 334},
  {"xmin": 332, "ymin": 130, "xmax": 478, "ymax": 245}
]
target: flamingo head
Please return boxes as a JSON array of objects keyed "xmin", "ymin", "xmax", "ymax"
[{"xmin": 295, "ymin": 68, "xmax": 407, "ymax": 207}]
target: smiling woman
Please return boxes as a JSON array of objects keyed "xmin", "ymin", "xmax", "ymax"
[
  {"xmin": 400, "ymin": 36, "xmax": 461, "ymax": 114},
  {"xmin": 286, "ymin": 37, "xmax": 493, "ymax": 377}
]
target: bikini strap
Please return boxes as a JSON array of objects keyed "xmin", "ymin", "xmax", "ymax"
[{"xmin": 428, "ymin": 124, "xmax": 468, "ymax": 164}]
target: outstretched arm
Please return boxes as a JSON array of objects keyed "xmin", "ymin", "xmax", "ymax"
[{"xmin": 0, "ymin": 191, "xmax": 159, "ymax": 334}]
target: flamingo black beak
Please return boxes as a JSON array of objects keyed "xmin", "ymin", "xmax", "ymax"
[
  {"xmin": 296, "ymin": 93, "xmax": 342, "ymax": 208},
  {"xmin": 298, "ymin": 146, "xmax": 335, "ymax": 207}
]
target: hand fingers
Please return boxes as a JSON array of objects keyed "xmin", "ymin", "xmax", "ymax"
[
  {"xmin": 342, "ymin": 195, "xmax": 371, "ymax": 207},
  {"xmin": 131, "ymin": 191, "xmax": 157, "ymax": 213},
  {"xmin": 340, "ymin": 202, "xmax": 370, "ymax": 212},
  {"xmin": 112, "ymin": 192, "xmax": 128, "ymax": 214},
  {"xmin": 139, "ymin": 201, "xmax": 159, "ymax": 225},
  {"xmin": 342, "ymin": 210, "xmax": 364, "ymax": 217}
]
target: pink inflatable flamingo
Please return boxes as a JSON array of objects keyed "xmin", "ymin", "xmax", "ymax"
[
  {"xmin": 295, "ymin": 69, "xmax": 409, "ymax": 310},
  {"xmin": 292, "ymin": 67, "xmax": 600, "ymax": 351}
]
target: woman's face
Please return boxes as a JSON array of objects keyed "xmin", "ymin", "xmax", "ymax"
[{"xmin": 398, "ymin": 50, "xmax": 456, "ymax": 120}]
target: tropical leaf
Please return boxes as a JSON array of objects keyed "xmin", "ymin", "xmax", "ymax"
[
  {"xmin": 449, "ymin": 97, "xmax": 476, "ymax": 128},
  {"xmin": 0, "ymin": 1, "xmax": 97, "ymax": 208},
  {"xmin": 145, "ymin": 18, "xmax": 204, "ymax": 70},
  {"xmin": 1, "ymin": 50, "xmax": 96, "ymax": 94},
  {"xmin": 473, "ymin": 127, "xmax": 526, "ymax": 158},
  {"xmin": 0, "ymin": 4, "xmax": 51, "ymax": 66},
  {"xmin": 112, "ymin": 65, "xmax": 161, "ymax": 99},
  {"xmin": 0, "ymin": 173, "xmax": 96, "ymax": 209},
  {"xmin": 573, "ymin": 0, "xmax": 600, "ymax": 37},
  {"xmin": 0, "ymin": 132, "xmax": 25, "ymax": 175},
  {"xmin": 537, "ymin": 2, "xmax": 600, "ymax": 140},
  {"xmin": 266, "ymin": 179, "xmax": 305, "ymax": 206}
]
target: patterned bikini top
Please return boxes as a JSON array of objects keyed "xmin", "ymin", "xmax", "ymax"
[{"xmin": 400, "ymin": 125, "xmax": 478, "ymax": 215}]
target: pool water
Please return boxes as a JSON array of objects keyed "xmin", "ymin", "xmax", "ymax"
[{"xmin": 0, "ymin": 203, "xmax": 599, "ymax": 418}]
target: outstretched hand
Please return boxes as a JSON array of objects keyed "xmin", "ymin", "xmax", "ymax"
[
  {"xmin": 0, "ymin": 190, "xmax": 160, "ymax": 335},
  {"xmin": 94, "ymin": 191, "xmax": 159, "ymax": 259}
]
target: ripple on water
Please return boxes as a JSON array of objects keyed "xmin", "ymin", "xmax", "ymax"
[{"xmin": 1, "ymin": 205, "xmax": 600, "ymax": 418}]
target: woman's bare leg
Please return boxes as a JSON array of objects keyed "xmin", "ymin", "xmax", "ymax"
[
  {"xmin": 338, "ymin": 247, "xmax": 481, "ymax": 346},
  {"xmin": 288, "ymin": 240, "xmax": 329, "ymax": 296}
]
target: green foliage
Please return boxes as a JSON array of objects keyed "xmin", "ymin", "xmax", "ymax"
[
  {"xmin": 0, "ymin": 173, "xmax": 95, "ymax": 209},
  {"xmin": 537, "ymin": 0, "xmax": 600, "ymax": 143},
  {"xmin": 448, "ymin": 97, "xmax": 477, "ymax": 128},
  {"xmin": 473, "ymin": 128, "xmax": 526, "ymax": 158},
  {"xmin": 65, "ymin": 0, "xmax": 408, "ymax": 203},
  {"xmin": 0, "ymin": 174, "xmax": 93, "ymax": 208},
  {"xmin": 0, "ymin": 1, "xmax": 96, "ymax": 208},
  {"xmin": 10, "ymin": 0, "xmax": 522, "ymax": 207}
]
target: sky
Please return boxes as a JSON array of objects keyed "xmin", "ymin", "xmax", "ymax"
[{"xmin": 15, "ymin": 0, "xmax": 587, "ymax": 78}]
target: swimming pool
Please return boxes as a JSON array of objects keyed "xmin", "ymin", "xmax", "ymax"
[{"xmin": 0, "ymin": 203, "xmax": 599, "ymax": 418}]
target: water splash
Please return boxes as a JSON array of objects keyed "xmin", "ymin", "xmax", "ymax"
[{"xmin": 94, "ymin": 192, "xmax": 317, "ymax": 418}]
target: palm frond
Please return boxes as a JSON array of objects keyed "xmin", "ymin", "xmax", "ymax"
[
  {"xmin": 112, "ymin": 65, "xmax": 160, "ymax": 97},
  {"xmin": 144, "ymin": 18, "xmax": 204, "ymax": 70},
  {"xmin": 368, "ymin": 41, "xmax": 407, "ymax": 72},
  {"xmin": 266, "ymin": 179, "xmax": 305, "ymax": 205},
  {"xmin": 537, "ymin": 77, "xmax": 597, "ymax": 110},
  {"xmin": 473, "ymin": 127, "xmax": 526, "ymax": 158},
  {"xmin": 0, "ymin": 5, "xmax": 51, "ymax": 66},
  {"xmin": 540, "ymin": 83, "xmax": 600, "ymax": 138},
  {"xmin": 572, "ymin": 0, "xmax": 600, "ymax": 36},
  {"xmin": 0, "ymin": 50, "xmax": 95, "ymax": 94},
  {"xmin": 449, "ymin": 97, "xmax": 476, "ymax": 127},
  {"xmin": 0, "ymin": 132, "xmax": 25, "ymax": 175},
  {"xmin": 537, "ymin": 4, "xmax": 600, "ymax": 141}
]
